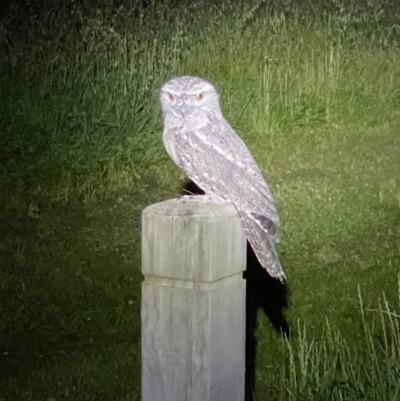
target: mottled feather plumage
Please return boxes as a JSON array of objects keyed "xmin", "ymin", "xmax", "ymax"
[{"xmin": 159, "ymin": 76, "xmax": 285, "ymax": 281}]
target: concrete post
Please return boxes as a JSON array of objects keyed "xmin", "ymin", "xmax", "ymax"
[{"xmin": 141, "ymin": 197, "xmax": 246, "ymax": 401}]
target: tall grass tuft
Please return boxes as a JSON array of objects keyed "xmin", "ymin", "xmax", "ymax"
[{"xmin": 257, "ymin": 285, "xmax": 400, "ymax": 401}]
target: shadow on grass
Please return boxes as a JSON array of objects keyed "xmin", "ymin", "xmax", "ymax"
[{"xmin": 182, "ymin": 180, "xmax": 290, "ymax": 401}]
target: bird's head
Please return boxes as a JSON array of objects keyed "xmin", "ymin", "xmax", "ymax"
[{"xmin": 159, "ymin": 76, "xmax": 221, "ymax": 120}]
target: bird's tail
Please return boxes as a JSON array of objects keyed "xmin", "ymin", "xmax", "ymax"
[{"xmin": 237, "ymin": 210, "xmax": 286, "ymax": 282}]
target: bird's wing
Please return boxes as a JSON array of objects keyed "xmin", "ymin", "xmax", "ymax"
[
  {"xmin": 176, "ymin": 115, "xmax": 280, "ymax": 227},
  {"xmin": 167, "ymin": 115, "xmax": 284, "ymax": 278}
]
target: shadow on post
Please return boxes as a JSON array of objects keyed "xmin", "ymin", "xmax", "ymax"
[{"xmin": 182, "ymin": 180, "xmax": 290, "ymax": 401}]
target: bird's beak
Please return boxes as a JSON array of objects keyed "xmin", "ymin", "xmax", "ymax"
[{"xmin": 178, "ymin": 101, "xmax": 193, "ymax": 117}]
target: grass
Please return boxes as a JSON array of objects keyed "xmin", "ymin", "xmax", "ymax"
[{"xmin": 0, "ymin": 0, "xmax": 399, "ymax": 400}]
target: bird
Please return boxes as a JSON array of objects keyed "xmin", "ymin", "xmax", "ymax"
[{"xmin": 159, "ymin": 75, "xmax": 285, "ymax": 281}]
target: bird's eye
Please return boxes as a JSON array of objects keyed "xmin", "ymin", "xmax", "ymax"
[
  {"xmin": 168, "ymin": 93, "xmax": 175, "ymax": 101},
  {"xmin": 196, "ymin": 93, "xmax": 204, "ymax": 101}
]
